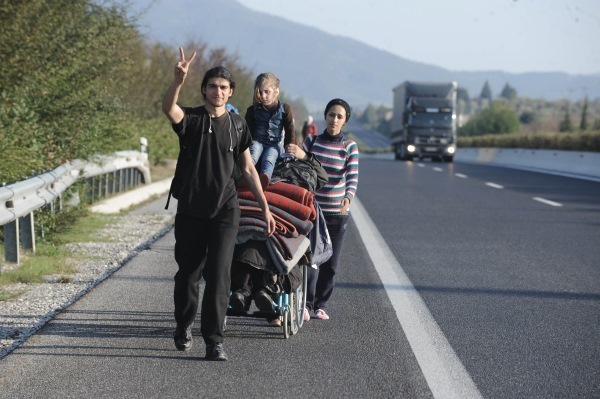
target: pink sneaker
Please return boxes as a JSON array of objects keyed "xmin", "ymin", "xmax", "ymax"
[
  {"xmin": 314, "ymin": 309, "xmax": 329, "ymax": 320},
  {"xmin": 303, "ymin": 308, "xmax": 310, "ymax": 321}
]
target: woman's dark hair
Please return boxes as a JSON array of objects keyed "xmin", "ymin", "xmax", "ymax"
[
  {"xmin": 324, "ymin": 98, "xmax": 351, "ymax": 122},
  {"xmin": 201, "ymin": 66, "xmax": 236, "ymax": 99}
]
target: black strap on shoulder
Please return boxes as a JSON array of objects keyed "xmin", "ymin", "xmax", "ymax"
[
  {"xmin": 229, "ymin": 112, "xmax": 244, "ymax": 154},
  {"xmin": 307, "ymin": 135, "xmax": 318, "ymax": 152}
]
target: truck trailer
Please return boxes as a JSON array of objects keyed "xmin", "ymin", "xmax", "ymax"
[{"xmin": 390, "ymin": 81, "xmax": 458, "ymax": 162}]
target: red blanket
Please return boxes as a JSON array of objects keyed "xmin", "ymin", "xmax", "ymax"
[
  {"xmin": 238, "ymin": 189, "xmax": 316, "ymax": 221},
  {"xmin": 239, "ymin": 206, "xmax": 298, "ymax": 237},
  {"xmin": 265, "ymin": 182, "xmax": 314, "ymax": 209},
  {"xmin": 239, "ymin": 199, "xmax": 313, "ymax": 236}
]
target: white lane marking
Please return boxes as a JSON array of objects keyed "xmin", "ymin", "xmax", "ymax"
[
  {"xmin": 485, "ymin": 182, "xmax": 504, "ymax": 189},
  {"xmin": 533, "ymin": 197, "xmax": 563, "ymax": 207},
  {"xmin": 433, "ymin": 167, "xmax": 444, "ymax": 172},
  {"xmin": 454, "ymin": 173, "xmax": 468, "ymax": 178},
  {"xmin": 352, "ymin": 198, "xmax": 483, "ymax": 399},
  {"xmin": 417, "ymin": 163, "xmax": 426, "ymax": 167}
]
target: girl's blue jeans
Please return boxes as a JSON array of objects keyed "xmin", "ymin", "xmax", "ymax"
[{"xmin": 250, "ymin": 141, "xmax": 281, "ymax": 179}]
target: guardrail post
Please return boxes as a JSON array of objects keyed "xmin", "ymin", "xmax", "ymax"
[
  {"xmin": 125, "ymin": 168, "xmax": 131, "ymax": 190},
  {"xmin": 4, "ymin": 220, "xmax": 20, "ymax": 264},
  {"xmin": 109, "ymin": 171, "xmax": 116, "ymax": 195},
  {"xmin": 96, "ymin": 176, "xmax": 102, "ymax": 201},
  {"xmin": 120, "ymin": 170, "xmax": 125, "ymax": 192},
  {"xmin": 20, "ymin": 212, "xmax": 35, "ymax": 252},
  {"xmin": 101, "ymin": 174, "xmax": 106, "ymax": 198},
  {"xmin": 86, "ymin": 177, "xmax": 93, "ymax": 203}
]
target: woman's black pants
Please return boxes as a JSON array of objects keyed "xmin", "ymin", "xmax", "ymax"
[{"xmin": 306, "ymin": 214, "xmax": 349, "ymax": 312}]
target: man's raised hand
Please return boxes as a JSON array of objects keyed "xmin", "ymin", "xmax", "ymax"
[{"xmin": 174, "ymin": 47, "xmax": 197, "ymax": 84}]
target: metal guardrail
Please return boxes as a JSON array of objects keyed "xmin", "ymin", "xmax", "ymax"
[
  {"xmin": 1, "ymin": 146, "xmax": 151, "ymax": 269},
  {"xmin": 454, "ymin": 148, "xmax": 600, "ymax": 181}
]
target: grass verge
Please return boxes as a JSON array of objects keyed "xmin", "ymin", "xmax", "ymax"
[{"xmin": 0, "ymin": 211, "xmax": 117, "ymax": 301}]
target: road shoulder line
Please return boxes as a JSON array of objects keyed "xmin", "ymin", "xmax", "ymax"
[{"xmin": 351, "ymin": 197, "xmax": 483, "ymax": 399}]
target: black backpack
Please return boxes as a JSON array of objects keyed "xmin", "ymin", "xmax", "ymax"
[
  {"xmin": 164, "ymin": 111, "xmax": 245, "ymax": 209},
  {"xmin": 270, "ymin": 135, "xmax": 330, "ymax": 193}
]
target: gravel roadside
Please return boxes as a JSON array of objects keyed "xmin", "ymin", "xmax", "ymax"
[{"xmin": 0, "ymin": 202, "xmax": 175, "ymax": 360}]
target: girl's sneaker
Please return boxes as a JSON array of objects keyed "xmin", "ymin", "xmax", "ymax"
[
  {"xmin": 314, "ymin": 309, "xmax": 329, "ymax": 320},
  {"xmin": 303, "ymin": 308, "xmax": 310, "ymax": 321}
]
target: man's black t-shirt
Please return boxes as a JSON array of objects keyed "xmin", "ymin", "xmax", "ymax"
[{"xmin": 172, "ymin": 106, "xmax": 252, "ymax": 218}]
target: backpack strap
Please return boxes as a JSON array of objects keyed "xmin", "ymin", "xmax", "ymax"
[
  {"xmin": 307, "ymin": 135, "xmax": 318, "ymax": 152},
  {"xmin": 229, "ymin": 112, "xmax": 245, "ymax": 183},
  {"xmin": 229, "ymin": 112, "xmax": 244, "ymax": 156},
  {"xmin": 165, "ymin": 188, "xmax": 173, "ymax": 210}
]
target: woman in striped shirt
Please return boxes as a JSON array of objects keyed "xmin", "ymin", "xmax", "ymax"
[{"xmin": 286, "ymin": 98, "xmax": 359, "ymax": 320}]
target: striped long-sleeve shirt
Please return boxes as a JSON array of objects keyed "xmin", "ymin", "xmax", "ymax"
[{"xmin": 303, "ymin": 132, "xmax": 359, "ymax": 215}]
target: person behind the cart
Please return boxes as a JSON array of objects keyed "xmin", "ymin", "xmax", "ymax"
[
  {"xmin": 285, "ymin": 98, "xmax": 359, "ymax": 321},
  {"xmin": 230, "ymin": 151, "xmax": 329, "ymax": 326}
]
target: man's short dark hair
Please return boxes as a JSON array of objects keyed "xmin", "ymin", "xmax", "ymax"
[{"xmin": 201, "ymin": 66, "xmax": 236, "ymax": 99}]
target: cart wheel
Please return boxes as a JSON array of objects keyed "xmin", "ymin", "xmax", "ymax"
[
  {"xmin": 297, "ymin": 265, "xmax": 308, "ymax": 329},
  {"xmin": 290, "ymin": 292, "xmax": 299, "ymax": 335},
  {"xmin": 282, "ymin": 309, "xmax": 290, "ymax": 339}
]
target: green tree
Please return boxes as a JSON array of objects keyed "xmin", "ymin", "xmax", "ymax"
[
  {"xmin": 357, "ymin": 103, "xmax": 392, "ymax": 135},
  {"xmin": 457, "ymin": 87, "xmax": 470, "ymax": 102},
  {"xmin": 459, "ymin": 101, "xmax": 520, "ymax": 136},
  {"xmin": 359, "ymin": 104, "xmax": 378, "ymax": 125},
  {"xmin": 519, "ymin": 111, "xmax": 536, "ymax": 124},
  {"xmin": 500, "ymin": 83, "xmax": 518, "ymax": 101},
  {"xmin": 580, "ymin": 97, "xmax": 589, "ymax": 130},
  {"xmin": 479, "ymin": 81, "xmax": 493, "ymax": 103},
  {"xmin": 456, "ymin": 86, "xmax": 471, "ymax": 115},
  {"xmin": 559, "ymin": 107, "xmax": 573, "ymax": 132},
  {"xmin": 0, "ymin": 0, "xmax": 140, "ymax": 182}
]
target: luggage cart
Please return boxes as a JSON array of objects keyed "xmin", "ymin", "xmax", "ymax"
[{"xmin": 227, "ymin": 263, "xmax": 308, "ymax": 338}]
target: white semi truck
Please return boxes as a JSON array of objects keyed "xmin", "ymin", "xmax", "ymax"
[{"xmin": 390, "ymin": 81, "xmax": 458, "ymax": 162}]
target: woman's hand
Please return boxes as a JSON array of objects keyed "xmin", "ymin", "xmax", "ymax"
[
  {"xmin": 174, "ymin": 47, "xmax": 196, "ymax": 84},
  {"xmin": 286, "ymin": 143, "xmax": 306, "ymax": 160},
  {"xmin": 340, "ymin": 197, "xmax": 350, "ymax": 214}
]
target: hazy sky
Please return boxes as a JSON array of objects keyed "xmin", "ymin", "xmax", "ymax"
[{"xmin": 235, "ymin": 0, "xmax": 600, "ymax": 75}]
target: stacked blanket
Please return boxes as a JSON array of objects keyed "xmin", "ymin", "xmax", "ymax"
[{"xmin": 236, "ymin": 181, "xmax": 316, "ymax": 274}]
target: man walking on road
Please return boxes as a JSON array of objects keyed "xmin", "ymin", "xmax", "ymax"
[{"xmin": 162, "ymin": 48, "xmax": 275, "ymax": 361}]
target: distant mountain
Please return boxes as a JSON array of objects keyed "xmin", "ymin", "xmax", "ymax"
[{"xmin": 134, "ymin": 0, "xmax": 600, "ymax": 111}]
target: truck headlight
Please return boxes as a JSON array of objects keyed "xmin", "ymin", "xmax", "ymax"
[
  {"xmin": 446, "ymin": 146, "xmax": 456, "ymax": 154},
  {"xmin": 407, "ymin": 144, "xmax": 416, "ymax": 153}
]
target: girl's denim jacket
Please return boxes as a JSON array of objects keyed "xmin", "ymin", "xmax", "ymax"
[{"xmin": 252, "ymin": 100, "xmax": 285, "ymax": 145}]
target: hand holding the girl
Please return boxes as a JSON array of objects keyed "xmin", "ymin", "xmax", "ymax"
[{"xmin": 286, "ymin": 143, "xmax": 306, "ymax": 160}]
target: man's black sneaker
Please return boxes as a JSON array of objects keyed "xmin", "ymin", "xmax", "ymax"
[
  {"xmin": 205, "ymin": 343, "xmax": 228, "ymax": 361},
  {"xmin": 173, "ymin": 325, "xmax": 192, "ymax": 351},
  {"xmin": 254, "ymin": 289, "xmax": 275, "ymax": 312}
]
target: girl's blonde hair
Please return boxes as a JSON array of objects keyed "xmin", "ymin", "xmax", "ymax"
[{"xmin": 253, "ymin": 72, "xmax": 280, "ymax": 105}]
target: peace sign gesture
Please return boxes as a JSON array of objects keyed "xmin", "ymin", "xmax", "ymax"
[{"xmin": 174, "ymin": 47, "xmax": 197, "ymax": 85}]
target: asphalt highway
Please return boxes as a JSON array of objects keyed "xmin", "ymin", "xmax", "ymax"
[{"xmin": 0, "ymin": 156, "xmax": 598, "ymax": 398}]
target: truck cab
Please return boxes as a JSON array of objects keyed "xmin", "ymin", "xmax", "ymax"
[{"xmin": 391, "ymin": 81, "xmax": 458, "ymax": 162}]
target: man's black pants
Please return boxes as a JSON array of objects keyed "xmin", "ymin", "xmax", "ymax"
[{"xmin": 173, "ymin": 208, "xmax": 240, "ymax": 345}]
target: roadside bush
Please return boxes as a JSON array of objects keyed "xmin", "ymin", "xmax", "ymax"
[
  {"xmin": 458, "ymin": 130, "xmax": 600, "ymax": 152},
  {"xmin": 0, "ymin": 0, "xmax": 140, "ymax": 183},
  {"xmin": 459, "ymin": 101, "xmax": 520, "ymax": 136}
]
